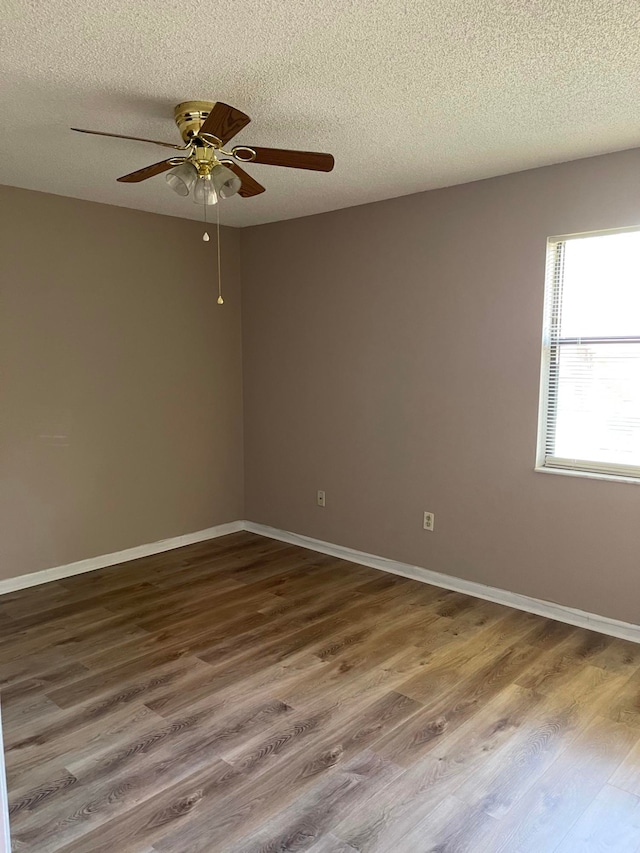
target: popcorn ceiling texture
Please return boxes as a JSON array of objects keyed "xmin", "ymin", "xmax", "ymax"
[{"xmin": 2, "ymin": 0, "xmax": 640, "ymax": 227}]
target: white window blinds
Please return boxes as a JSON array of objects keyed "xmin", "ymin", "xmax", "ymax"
[{"xmin": 538, "ymin": 227, "xmax": 640, "ymax": 480}]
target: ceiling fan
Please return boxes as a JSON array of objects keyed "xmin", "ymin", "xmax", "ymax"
[{"xmin": 71, "ymin": 100, "xmax": 335, "ymax": 204}]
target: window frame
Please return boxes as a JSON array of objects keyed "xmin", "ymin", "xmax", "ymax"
[{"xmin": 535, "ymin": 224, "xmax": 640, "ymax": 486}]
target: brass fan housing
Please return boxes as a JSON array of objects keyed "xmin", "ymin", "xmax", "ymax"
[{"xmin": 174, "ymin": 101, "xmax": 215, "ymax": 142}]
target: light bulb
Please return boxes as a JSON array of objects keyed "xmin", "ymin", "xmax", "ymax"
[
  {"xmin": 193, "ymin": 175, "xmax": 218, "ymax": 206},
  {"xmin": 210, "ymin": 164, "xmax": 242, "ymax": 199},
  {"xmin": 165, "ymin": 161, "xmax": 197, "ymax": 196}
]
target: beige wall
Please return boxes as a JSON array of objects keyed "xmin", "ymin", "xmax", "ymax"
[
  {"xmin": 242, "ymin": 148, "xmax": 640, "ymax": 624},
  {"xmin": 4, "ymin": 151, "xmax": 640, "ymax": 622},
  {"xmin": 0, "ymin": 186, "xmax": 243, "ymax": 579}
]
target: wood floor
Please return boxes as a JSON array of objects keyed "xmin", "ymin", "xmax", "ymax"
[{"xmin": 2, "ymin": 533, "xmax": 640, "ymax": 851}]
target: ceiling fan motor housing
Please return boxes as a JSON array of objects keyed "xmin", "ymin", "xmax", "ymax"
[{"xmin": 174, "ymin": 101, "xmax": 215, "ymax": 142}]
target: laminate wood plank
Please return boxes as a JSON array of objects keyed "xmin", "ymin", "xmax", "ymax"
[
  {"xmin": 0, "ymin": 582, "xmax": 74, "ymax": 619},
  {"xmin": 0, "ymin": 602, "xmax": 131, "ymax": 639},
  {"xmin": 453, "ymin": 663, "xmax": 631, "ymax": 820},
  {"xmin": 409, "ymin": 596, "xmax": 523, "ymax": 656},
  {"xmin": 100, "ymin": 570, "xmax": 247, "ymax": 614},
  {"xmin": 44, "ymin": 758, "xmax": 238, "ymax": 853},
  {"xmin": 119, "ymin": 581, "xmax": 261, "ymax": 632},
  {"xmin": 190, "ymin": 590, "xmax": 426, "ymax": 678},
  {"xmin": 198, "ymin": 548, "xmax": 335, "ymax": 585},
  {"xmin": 389, "ymin": 793, "xmax": 500, "ymax": 853},
  {"xmin": 0, "ymin": 694, "xmax": 59, "ymax": 733},
  {"xmin": 6, "ymin": 701, "xmax": 164, "ymax": 790},
  {"xmin": 149, "ymin": 539, "xmax": 278, "ymax": 578},
  {"xmin": 1, "ymin": 532, "xmax": 639, "ymax": 852},
  {"xmin": 307, "ymin": 609, "xmax": 439, "ymax": 669},
  {"xmin": 50, "ymin": 668, "xmax": 382, "ymax": 850},
  {"xmin": 274, "ymin": 645, "xmax": 425, "ymax": 719},
  {"xmin": 81, "ymin": 596, "xmax": 278, "ymax": 669},
  {"xmin": 1, "ymin": 582, "xmax": 162, "ymax": 621},
  {"xmin": 255, "ymin": 583, "xmax": 367, "ymax": 623},
  {"xmin": 515, "ymin": 628, "xmax": 616, "ymax": 693},
  {"xmin": 252, "ymin": 579, "xmax": 395, "ymax": 634},
  {"xmin": 48, "ymin": 690, "xmax": 345, "ymax": 850},
  {"xmin": 94, "ymin": 577, "xmax": 238, "ymax": 615},
  {"xmin": 55, "ymin": 564, "xmax": 163, "ymax": 595},
  {"xmin": 475, "ymin": 715, "xmax": 640, "ymax": 852},
  {"xmin": 146, "ymin": 568, "xmax": 243, "ymax": 594},
  {"xmin": 145, "ymin": 650, "xmax": 327, "ymax": 721},
  {"xmin": 126, "ymin": 583, "xmax": 277, "ymax": 633},
  {"xmin": 218, "ymin": 751, "xmax": 401, "ymax": 853},
  {"xmin": 0, "ymin": 612, "xmax": 149, "ymax": 676},
  {"xmin": 10, "ymin": 698, "xmax": 296, "ymax": 850},
  {"xmin": 44, "ymin": 617, "xmax": 152, "ymax": 663},
  {"xmin": 197, "ymin": 542, "xmax": 312, "ymax": 584},
  {"xmin": 0, "ymin": 608, "xmax": 125, "ymax": 663},
  {"xmin": 609, "ymin": 739, "xmax": 640, "ymax": 797},
  {"xmin": 46, "ymin": 589, "xmax": 305, "ymax": 707},
  {"xmin": 1, "ymin": 661, "xmax": 91, "ymax": 711},
  {"xmin": 374, "ymin": 636, "xmax": 559, "ymax": 769},
  {"xmin": 554, "ymin": 784, "xmax": 640, "ymax": 852},
  {"xmin": 45, "ymin": 650, "xmax": 211, "ymax": 710},
  {"xmin": 0, "ymin": 652, "xmax": 72, "ymax": 692},
  {"xmin": 604, "ymin": 665, "xmax": 640, "ymax": 729},
  {"xmin": 70, "ymin": 698, "xmax": 291, "ymax": 786},
  {"xmin": 588, "ymin": 637, "xmax": 640, "ymax": 676},
  {"xmin": 149, "ymin": 693, "xmax": 417, "ymax": 852},
  {"xmin": 8, "ymin": 765, "xmax": 77, "ymax": 814},
  {"xmin": 130, "ymin": 532, "xmax": 261, "ymax": 574},
  {"xmin": 224, "ymin": 688, "xmax": 421, "ymax": 776},
  {"xmin": 239, "ymin": 559, "xmax": 369, "ymax": 601},
  {"xmin": 394, "ymin": 618, "xmax": 530, "ymax": 704},
  {"xmin": 306, "ymin": 833, "xmax": 358, "ymax": 852},
  {"xmin": 3, "ymin": 655, "xmax": 210, "ymax": 763},
  {"xmin": 333, "ymin": 683, "xmax": 540, "ymax": 852}
]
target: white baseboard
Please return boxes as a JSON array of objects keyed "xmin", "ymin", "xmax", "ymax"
[
  {"xmin": 3, "ymin": 517, "xmax": 639, "ymax": 645},
  {"xmin": 0, "ymin": 520, "xmax": 245, "ymax": 596},
  {"xmin": 244, "ymin": 521, "xmax": 640, "ymax": 645}
]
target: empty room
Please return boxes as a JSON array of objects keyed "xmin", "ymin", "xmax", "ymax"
[{"xmin": 2, "ymin": 1, "xmax": 640, "ymax": 850}]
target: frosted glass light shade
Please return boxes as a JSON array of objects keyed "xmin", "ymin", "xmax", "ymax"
[
  {"xmin": 211, "ymin": 164, "xmax": 242, "ymax": 199},
  {"xmin": 193, "ymin": 175, "xmax": 218, "ymax": 205},
  {"xmin": 165, "ymin": 162, "xmax": 197, "ymax": 196}
]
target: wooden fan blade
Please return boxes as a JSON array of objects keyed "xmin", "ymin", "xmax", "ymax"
[
  {"xmin": 243, "ymin": 146, "xmax": 335, "ymax": 172},
  {"xmin": 116, "ymin": 159, "xmax": 179, "ymax": 183},
  {"xmin": 198, "ymin": 102, "xmax": 251, "ymax": 145},
  {"xmin": 222, "ymin": 161, "xmax": 265, "ymax": 197},
  {"xmin": 71, "ymin": 128, "xmax": 185, "ymax": 150}
]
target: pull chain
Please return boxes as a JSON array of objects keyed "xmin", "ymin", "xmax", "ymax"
[
  {"xmin": 201, "ymin": 192, "xmax": 222, "ymax": 306},
  {"xmin": 216, "ymin": 200, "xmax": 223, "ymax": 305},
  {"xmin": 202, "ymin": 198, "xmax": 209, "ymax": 241}
]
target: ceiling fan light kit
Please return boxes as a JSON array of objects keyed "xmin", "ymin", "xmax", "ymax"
[{"xmin": 165, "ymin": 161, "xmax": 196, "ymax": 197}]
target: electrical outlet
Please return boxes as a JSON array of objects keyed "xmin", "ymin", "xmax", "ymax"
[
  {"xmin": 423, "ymin": 511, "xmax": 435, "ymax": 531},
  {"xmin": 317, "ymin": 490, "xmax": 326, "ymax": 507}
]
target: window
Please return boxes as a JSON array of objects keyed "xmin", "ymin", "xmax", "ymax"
[{"xmin": 537, "ymin": 226, "xmax": 640, "ymax": 482}]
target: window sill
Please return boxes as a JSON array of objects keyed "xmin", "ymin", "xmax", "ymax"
[{"xmin": 534, "ymin": 465, "xmax": 640, "ymax": 486}]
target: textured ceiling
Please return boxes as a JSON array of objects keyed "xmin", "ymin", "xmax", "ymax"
[{"xmin": 2, "ymin": 1, "xmax": 640, "ymax": 227}]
